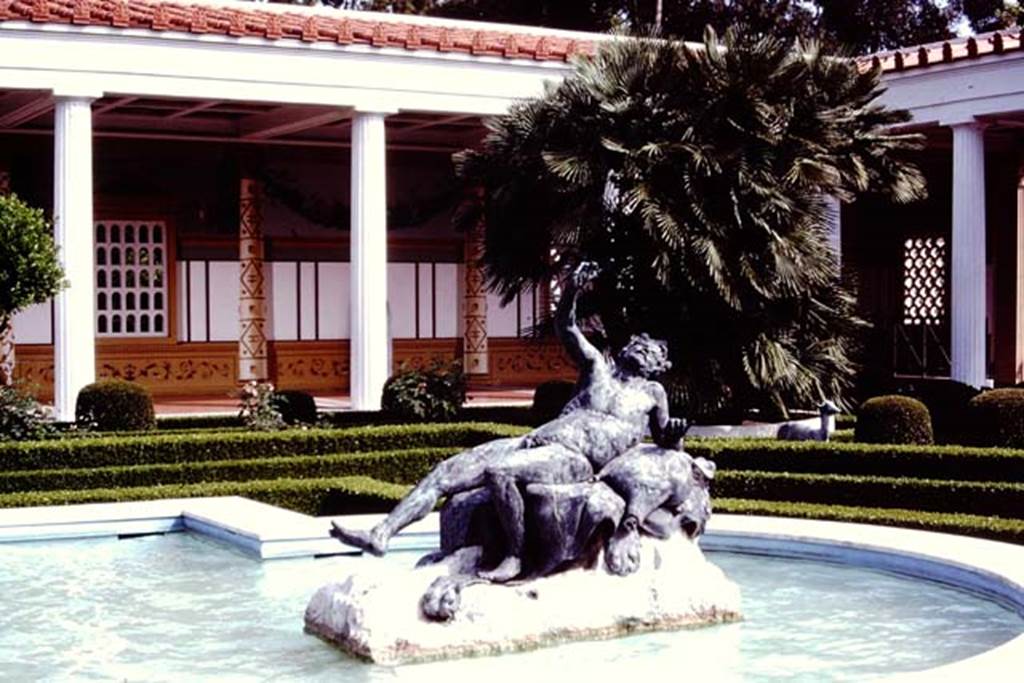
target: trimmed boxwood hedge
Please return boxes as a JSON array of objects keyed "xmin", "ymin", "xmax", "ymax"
[
  {"xmin": 0, "ymin": 423, "xmax": 527, "ymax": 473},
  {"xmin": 0, "ymin": 475, "xmax": 412, "ymax": 517},
  {"xmin": 969, "ymin": 388, "xmax": 1024, "ymax": 448},
  {"xmin": 0, "ymin": 447, "xmax": 460, "ymax": 494},
  {"xmin": 713, "ymin": 469, "xmax": 1024, "ymax": 518},
  {"xmin": 855, "ymin": 395, "xmax": 933, "ymax": 445},
  {"xmin": 714, "ymin": 498, "xmax": 1024, "ymax": 544},
  {"xmin": 686, "ymin": 438, "xmax": 1024, "ymax": 481}
]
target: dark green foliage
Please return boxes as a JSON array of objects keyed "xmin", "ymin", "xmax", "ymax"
[
  {"xmin": 530, "ymin": 380, "xmax": 575, "ymax": 425},
  {"xmin": 715, "ymin": 499, "xmax": 1024, "ymax": 545},
  {"xmin": 0, "ymin": 422, "xmax": 527, "ymax": 472},
  {"xmin": 687, "ymin": 438, "xmax": 1024, "ymax": 482},
  {"xmin": 381, "ymin": 361, "xmax": 466, "ymax": 422},
  {"xmin": 457, "ymin": 32, "xmax": 924, "ymax": 419},
  {"xmin": 75, "ymin": 380, "xmax": 156, "ymax": 432},
  {"xmin": 0, "ymin": 383, "xmax": 54, "ymax": 441},
  {"xmin": 899, "ymin": 379, "xmax": 980, "ymax": 444},
  {"xmin": 970, "ymin": 389, "xmax": 1024, "ymax": 449},
  {"xmin": 0, "ymin": 195, "xmax": 65, "ymax": 329},
  {"xmin": 855, "ymin": 395, "xmax": 933, "ymax": 445},
  {"xmin": 0, "ymin": 447, "xmax": 459, "ymax": 494},
  {"xmin": 273, "ymin": 390, "xmax": 318, "ymax": 425},
  {"xmin": 714, "ymin": 469, "xmax": 1024, "ymax": 518},
  {"xmin": 158, "ymin": 415, "xmax": 243, "ymax": 430},
  {"xmin": 0, "ymin": 475, "xmax": 412, "ymax": 518}
]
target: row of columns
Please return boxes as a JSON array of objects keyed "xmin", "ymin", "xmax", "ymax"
[{"xmin": 45, "ymin": 99, "xmax": 487, "ymax": 417}]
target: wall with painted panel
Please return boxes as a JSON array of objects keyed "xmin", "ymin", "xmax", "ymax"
[{"xmin": 175, "ymin": 259, "xmax": 536, "ymax": 343}]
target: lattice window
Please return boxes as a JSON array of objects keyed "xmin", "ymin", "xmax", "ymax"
[
  {"xmin": 95, "ymin": 221, "xmax": 168, "ymax": 337},
  {"xmin": 903, "ymin": 236, "xmax": 946, "ymax": 326}
]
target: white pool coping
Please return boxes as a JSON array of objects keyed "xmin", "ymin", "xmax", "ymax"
[{"xmin": 0, "ymin": 498, "xmax": 1020, "ymax": 680}]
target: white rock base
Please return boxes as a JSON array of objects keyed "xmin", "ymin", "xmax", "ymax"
[{"xmin": 304, "ymin": 538, "xmax": 742, "ymax": 665}]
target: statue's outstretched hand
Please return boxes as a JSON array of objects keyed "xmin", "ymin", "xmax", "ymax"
[
  {"xmin": 655, "ymin": 417, "xmax": 688, "ymax": 449},
  {"xmin": 572, "ymin": 261, "xmax": 601, "ymax": 289}
]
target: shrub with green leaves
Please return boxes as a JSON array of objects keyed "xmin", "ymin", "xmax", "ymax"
[
  {"xmin": 238, "ymin": 381, "xmax": 285, "ymax": 431},
  {"xmin": 273, "ymin": 390, "xmax": 318, "ymax": 426},
  {"xmin": 76, "ymin": 379, "xmax": 155, "ymax": 432},
  {"xmin": 855, "ymin": 395, "xmax": 933, "ymax": 445},
  {"xmin": 899, "ymin": 379, "xmax": 980, "ymax": 444},
  {"xmin": 970, "ymin": 388, "xmax": 1024, "ymax": 448},
  {"xmin": 381, "ymin": 360, "xmax": 466, "ymax": 422},
  {"xmin": 0, "ymin": 383, "xmax": 54, "ymax": 441},
  {"xmin": 0, "ymin": 193, "xmax": 65, "ymax": 385}
]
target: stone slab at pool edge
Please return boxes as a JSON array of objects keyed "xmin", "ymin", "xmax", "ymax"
[{"xmin": 0, "ymin": 498, "xmax": 1020, "ymax": 679}]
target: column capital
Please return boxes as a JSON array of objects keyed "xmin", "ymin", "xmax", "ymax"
[
  {"xmin": 52, "ymin": 87, "xmax": 103, "ymax": 102},
  {"xmin": 945, "ymin": 118, "xmax": 989, "ymax": 132},
  {"xmin": 351, "ymin": 101, "xmax": 398, "ymax": 117}
]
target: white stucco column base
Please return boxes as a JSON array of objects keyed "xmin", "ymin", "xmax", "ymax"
[
  {"xmin": 53, "ymin": 96, "xmax": 97, "ymax": 422},
  {"xmin": 350, "ymin": 110, "xmax": 391, "ymax": 411},
  {"xmin": 950, "ymin": 122, "xmax": 987, "ymax": 388}
]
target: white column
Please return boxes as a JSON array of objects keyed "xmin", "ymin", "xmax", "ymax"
[
  {"xmin": 950, "ymin": 122, "xmax": 988, "ymax": 388},
  {"xmin": 350, "ymin": 110, "xmax": 390, "ymax": 410},
  {"xmin": 53, "ymin": 95, "xmax": 97, "ymax": 421}
]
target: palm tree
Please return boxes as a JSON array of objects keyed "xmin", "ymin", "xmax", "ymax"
[{"xmin": 456, "ymin": 29, "xmax": 925, "ymax": 419}]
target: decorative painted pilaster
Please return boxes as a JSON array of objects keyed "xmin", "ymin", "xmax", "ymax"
[
  {"xmin": 950, "ymin": 122, "xmax": 988, "ymax": 388},
  {"xmin": 238, "ymin": 178, "xmax": 268, "ymax": 382},
  {"xmin": 463, "ymin": 203, "xmax": 489, "ymax": 375},
  {"xmin": 350, "ymin": 110, "xmax": 390, "ymax": 410},
  {"xmin": 0, "ymin": 168, "xmax": 13, "ymax": 386},
  {"xmin": 53, "ymin": 96, "xmax": 97, "ymax": 421}
]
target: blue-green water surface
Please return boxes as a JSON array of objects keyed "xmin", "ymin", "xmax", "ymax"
[{"xmin": 0, "ymin": 533, "xmax": 1019, "ymax": 682}]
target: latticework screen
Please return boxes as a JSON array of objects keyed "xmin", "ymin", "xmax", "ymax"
[
  {"xmin": 95, "ymin": 221, "xmax": 168, "ymax": 337},
  {"xmin": 902, "ymin": 236, "xmax": 947, "ymax": 326}
]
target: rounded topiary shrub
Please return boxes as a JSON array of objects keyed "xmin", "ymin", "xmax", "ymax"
[
  {"xmin": 900, "ymin": 379, "xmax": 980, "ymax": 444},
  {"xmin": 531, "ymin": 380, "xmax": 576, "ymax": 425},
  {"xmin": 272, "ymin": 390, "xmax": 318, "ymax": 426},
  {"xmin": 855, "ymin": 395, "xmax": 933, "ymax": 445},
  {"xmin": 76, "ymin": 379, "xmax": 155, "ymax": 431},
  {"xmin": 969, "ymin": 388, "xmax": 1024, "ymax": 448},
  {"xmin": 381, "ymin": 361, "xmax": 466, "ymax": 422}
]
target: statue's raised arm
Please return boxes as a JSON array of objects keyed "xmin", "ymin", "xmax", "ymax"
[{"xmin": 556, "ymin": 261, "xmax": 605, "ymax": 377}]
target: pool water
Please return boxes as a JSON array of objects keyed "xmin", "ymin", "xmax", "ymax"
[{"xmin": 1, "ymin": 533, "xmax": 1020, "ymax": 681}]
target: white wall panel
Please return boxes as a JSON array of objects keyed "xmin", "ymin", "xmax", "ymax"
[
  {"xmin": 176, "ymin": 261, "xmax": 188, "ymax": 342},
  {"xmin": 12, "ymin": 301, "xmax": 52, "ymax": 344},
  {"xmin": 417, "ymin": 264, "xmax": 434, "ymax": 338},
  {"xmin": 188, "ymin": 261, "xmax": 208, "ymax": 342},
  {"xmin": 434, "ymin": 263, "xmax": 459, "ymax": 338},
  {"xmin": 519, "ymin": 286, "xmax": 538, "ymax": 334},
  {"xmin": 388, "ymin": 263, "xmax": 417, "ymax": 339},
  {"xmin": 299, "ymin": 262, "xmax": 317, "ymax": 341},
  {"xmin": 270, "ymin": 262, "xmax": 297, "ymax": 342},
  {"xmin": 207, "ymin": 261, "xmax": 239, "ymax": 342},
  {"xmin": 318, "ymin": 262, "xmax": 349, "ymax": 340},
  {"xmin": 486, "ymin": 290, "xmax": 518, "ymax": 338}
]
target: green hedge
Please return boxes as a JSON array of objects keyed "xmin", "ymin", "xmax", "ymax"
[
  {"xmin": 0, "ymin": 475, "xmax": 411, "ymax": 517},
  {"xmin": 687, "ymin": 438, "xmax": 1024, "ymax": 481},
  {"xmin": 0, "ymin": 447, "xmax": 459, "ymax": 494},
  {"xmin": 714, "ymin": 470, "xmax": 1024, "ymax": 518},
  {"xmin": 715, "ymin": 498, "xmax": 1024, "ymax": 544},
  {"xmin": 0, "ymin": 423, "xmax": 527, "ymax": 473}
]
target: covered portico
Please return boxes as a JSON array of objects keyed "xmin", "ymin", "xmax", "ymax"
[
  {"xmin": 0, "ymin": 1, "xmax": 589, "ymax": 418},
  {"xmin": 844, "ymin": 33, "xmax": 1024, "ymax": 389}
]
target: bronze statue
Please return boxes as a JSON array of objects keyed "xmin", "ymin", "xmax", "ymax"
[{"xmin": 331, "ymin": 261, "xmax": 686, "ymax": 583}]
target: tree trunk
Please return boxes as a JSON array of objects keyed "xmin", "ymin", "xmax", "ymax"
[{"xmin": 0, "ymin": 315, "xmax": 15, "ymax": 387}]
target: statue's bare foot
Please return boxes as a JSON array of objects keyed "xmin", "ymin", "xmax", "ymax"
[
  {"xmin": 329, "ymin": 522, "xmax": 388, "ymax": 556},
  {"xmin": 478, "ymin": 555, "xmax": 522, "ymax": 583},
  {"xmin": 421, "ymin": 576, "xmax": 463, "ymax": 622},
  {"xmin": 605, "ymin": 524, "xmax": 641, "ymax": 576}
]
